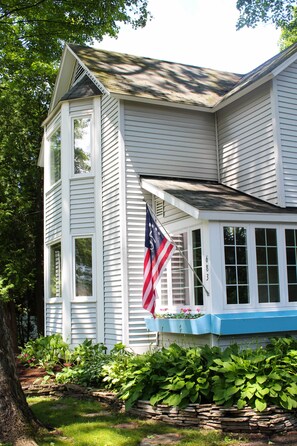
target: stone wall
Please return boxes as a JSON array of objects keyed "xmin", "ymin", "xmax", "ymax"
[{"xmin": 23, "ymin": 382, "xmax": 297, "ymax": 434}]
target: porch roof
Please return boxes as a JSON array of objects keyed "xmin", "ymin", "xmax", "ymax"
[{"xmin": 141, "ymin": 177, "xmax": 297, "ymax": 222}]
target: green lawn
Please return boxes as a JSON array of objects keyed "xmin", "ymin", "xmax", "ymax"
[{"xmin": 28, "ymin": 396, "xmax": 245, "ymax": 446}]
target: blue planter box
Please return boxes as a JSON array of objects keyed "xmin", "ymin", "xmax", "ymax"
[{"xmin": 145, "ymin": 314, "xmax": 211, "ymax": 335}]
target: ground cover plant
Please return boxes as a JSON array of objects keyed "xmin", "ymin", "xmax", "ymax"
[{"xmin": 18, "ymin": 335, "xmax": 297, "ymax": 412}]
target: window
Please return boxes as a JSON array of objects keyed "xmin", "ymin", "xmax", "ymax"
[
  {"xmin": 256, "ymin": 228, "xmax": 279, "ymax": 303},
  {"xmin": 75, "ymin": 238, "xmax": 93, "ymax": 297},
  {"xmin": 73, "ymin": 117, "xmax": 92, "ymax": 174},
  {"xmin": 50, "ymin": 127, "xmax": 61, "ymax": 185},
  {"xmin": 50, "ymin": 243, "xmax": 61, "ymax": 298},
  {"xmin": 224, "ymin": 226, "xmax": 249, "ymax": 305},
  {"xmin": 286, "ymin": 229, "xmax": 297, "ymax": 302},
  {"xmin": 160, "ymin": 228, "xmax": 203, "ymax": 309}
]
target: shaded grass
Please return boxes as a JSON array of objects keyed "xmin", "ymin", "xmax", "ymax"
[{"xmin": 28, "ymin": 396, "xmax": 244, "ymax": 446}]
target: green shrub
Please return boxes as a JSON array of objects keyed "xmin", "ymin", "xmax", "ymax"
[{"xmin": 18, "ymin": 333, "xmax": 70, "ymax": 370}]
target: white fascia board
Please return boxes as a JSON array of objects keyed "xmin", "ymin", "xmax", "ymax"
[
  {"xmin": 199, "ymin": 210, "xmax": 297, "ymax": 223},
  {"xmin": 214, "ymin": 74, "xmax": 274, "ymax": 112},
  {"xmin": 66, "ymin": 44, "xmax": 110, "ymax": 96},
  {"xmin": 49, "ymin": 45, "xmax": 75, "ymax": 112},
  {"xmin": 141, "ymin": 178, "xmax": 200, "ymax": 219},
  {"xmin": 272, "ymin": 52, "xmax": 297, "ymax": 77},
  {"xmin": 112, "ymin": 93, "xmax": 213, "ymax": 113}
]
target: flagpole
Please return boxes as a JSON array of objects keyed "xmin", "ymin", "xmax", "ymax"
[{"xmin": 147, "ymin": 203, "xmax": 210, "ymax": 297}]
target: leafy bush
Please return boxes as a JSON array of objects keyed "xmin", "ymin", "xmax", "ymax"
[{"xmin": 18, "ymin": 333, "xmax": 70, "ymax": 370}]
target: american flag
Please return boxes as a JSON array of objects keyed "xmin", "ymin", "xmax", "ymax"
[{"xmin": 142, "ymin": 205, "xmax": 176, "ymax": 316}]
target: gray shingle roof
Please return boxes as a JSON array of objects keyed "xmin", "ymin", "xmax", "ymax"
[
  {"xmin": 68, "ymin": 42, "xmax": 297, "ymax": 109},
  {"xmin": 141, "ymin": 177, "xmax": 297, "ymax": 214}
]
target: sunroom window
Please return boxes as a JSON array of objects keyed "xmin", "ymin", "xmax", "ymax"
[
  {"xmin": 73, "ymin": 117, "xmax": 92, "ymax": 174},
  {"xmin": 50, "ymin": 243, "xmax": 61, "ymax": 298},
  {"xmin": 75, "ymin": 237, "xmax": 93, "ymax": 297},
  {"xmin": 255, "ymin": 228, "xmax": 279, "ymax": 303},
  {"xmin": 49, "ymin": 127, "xmax": 61, "ymax": 185},
  {"xmin": 224, "ymin": 226, "xmax": 249, "ymax": 305},
  {"xmin": 159, "ymin": 228, "xmax": 203, "ymax": 309}
]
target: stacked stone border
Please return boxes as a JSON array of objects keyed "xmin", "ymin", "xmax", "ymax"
[{"xmin": 22, "ymin": 382, "xmax": 297, "ymax": 434}]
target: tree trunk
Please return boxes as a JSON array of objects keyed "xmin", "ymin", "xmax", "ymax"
[{"xmin": 0, "ymin": 301, "xmax": 40, "ymax": 445}]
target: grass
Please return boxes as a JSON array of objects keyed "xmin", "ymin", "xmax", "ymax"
[{"xmin": 27, "ymin": 396, "xmax": 246, "ymax": 446}]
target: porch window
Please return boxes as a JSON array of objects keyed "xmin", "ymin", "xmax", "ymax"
[
  {"xmin": 224, "ymin": 226, "xmax": 249, "ymax": 305},
  {"xmin": 50, "ymin": 243, "xmax": 61, "ymax": 298},
  {"xmin": 49, "ymin": 127, "xmax": 61, "ymax": 185},
  {"xmin": 160, "ymin": 228, "xmax": 203, "ymax": 308},
  {"xmin": 256, "ymin": 228, "xmax": 279, "ymax": 303},
  {"xmin": 75, "ymin": 237, "xmax": 93, "ymax": 297},
  {"xmin": 286, "ymin": 229, "xmax": 297, "ymax": 302},
  {"xmin": 73, "ymin": 117, "xmax": 92, "ymax": 174}
]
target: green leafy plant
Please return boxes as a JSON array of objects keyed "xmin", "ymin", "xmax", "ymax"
[{"xmin": 18, "ymin": 333, "xmax": 70, "ymax": 370}]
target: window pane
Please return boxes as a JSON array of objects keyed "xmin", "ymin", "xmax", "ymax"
[
  {"xmin": 285, "ymin": 229, "xmax": 297, "ymax": 303},
  {"xmin": 192, "ymin": 229, "xmax": 203, "ymax": 306},
  {"xmin": 256, "ymin": 228, "xmax": 279, "ymax": 303},
  {"xmin": 74, "ymin": 117, "xmax": 91, "ymax": 174},
  {"xmin": 171, "ymin": 233, "xmax": 189, "ymax": 305},
  {"xmin": 75, "ymin": 238, "xmax": 92, "ymax": 297},
  {"xmin": 50, "ymin": 128, "xmax": 61, "ymax": 185},
  {"xmin": 224, "ymin": 226, "xmax": 249, "ymax": 305},
  {"xmin": 50, "ymin": 243, "xmax": 61, "ymax": 298}
]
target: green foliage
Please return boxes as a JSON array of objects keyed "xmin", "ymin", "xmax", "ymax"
[
  {"xmin": 18, "ymin": 333, "xmax": 70, "ymax": 370},
  {"xmin": 20, "ymin": 335, "xmax": 297, "ymax": 413},
  {"xmin": 236, "ymin": 0, "xmax": 296, "ymax": 29}
]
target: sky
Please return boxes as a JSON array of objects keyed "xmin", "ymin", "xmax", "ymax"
[{"xmin": 99, "ymin": 0, "xmax": 282, "ymax": 74}]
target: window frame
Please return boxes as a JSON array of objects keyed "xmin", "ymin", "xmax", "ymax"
[
  {"xmin": 48, "ymin": 123, "xmax": 62, "ymax": 188},
  {"xmin": 71, "ymin": 113, "xmax": 94, "ymax": 177},
  {"xmin": 221, "ymin": 223, "xmax": 295, "ymax": 310},
  {"xmin": 156, "ymin": 225, "xmax": 206, "ymax": 313},
  {"xmin": 72, "ymin": 235, "xmax": 95, "ymax": 302},
  {"xmin": 48, "ymin": 241, "xmax": 62, "ymax": 301}
]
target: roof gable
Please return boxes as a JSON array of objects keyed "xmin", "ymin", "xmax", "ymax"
[{"xmin": 49, "ymin": 42, "xmax": 297, "ymax": 115}]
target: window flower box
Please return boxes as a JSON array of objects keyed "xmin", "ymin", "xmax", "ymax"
[{"xmin": 145, "ymin": 314, "xmax": 211, "ymax": 335}]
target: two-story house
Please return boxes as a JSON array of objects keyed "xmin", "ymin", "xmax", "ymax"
[{"xmin": 39, "ymin": 42, "xmax": 297, "ymax": 352}]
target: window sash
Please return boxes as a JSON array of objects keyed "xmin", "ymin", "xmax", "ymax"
[
  {"xmin": 74, "ymin": 237, "xmax": 93, "ymax": 297},
  {"xmin": 49, "ymin": 127, "xmax": 61, "ymax": 185},
  {"xmin": 50, "ymin": 243, "xmax": 61, "ymax": 298},
  {"xmin": 73, "ymin": 116, "xmax": 92, "ymax": 175}
]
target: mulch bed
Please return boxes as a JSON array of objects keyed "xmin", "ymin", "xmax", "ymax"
[{"xmin": 17, "ymin": 362, "xmax": 297, "ymax": 446}]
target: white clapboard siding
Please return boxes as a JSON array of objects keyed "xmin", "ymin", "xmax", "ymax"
[
  {"xmin": 69, "ymin": 100, "xmax": 93, "ymax": 115},
  {"xmin": 45, "ymin": 302, "xmax": 63, "ymax": 335},
  {"xmin": 70, "ymin": 177, "xmax": 95, "ymax": 231},
  {"xmin": 124, "ymin": 102, "xmax": 217, "ymax": 180},
  {"xmin": 45, "ymin": 182, "xmax": 62, "ymax": 242},
  {"xmin": 277, "ymin": 61, "xmax": 297, "ymax": 207},
  {"xmin": 218, "ymin": 84, "xmax": 278, "ymax": 204},
  {"xmin": 101, "ymin": 95, "xmax": 123, "ymax": 346},
  {"xmin": 71, "ymin": 302, "xmax": 97, "ymax": 344}
]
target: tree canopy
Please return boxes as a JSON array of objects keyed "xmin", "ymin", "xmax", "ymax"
[{"xmin": 0, "ymin": 1, "xmax": 150, "ymax": 443}]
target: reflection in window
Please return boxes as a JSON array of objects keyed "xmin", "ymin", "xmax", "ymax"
[
  {"xmin": 193, "ymin": 229, "xmax": 203, "ymax": 305},
  {"xmin": 224, "ymin": 226, "xmax": 249, "ymax": 304},
  {"xmin": 75, "ymin": 238, "xmax": 92, "ymax": 297},
  {"xmin": 171, "ymin": 233, "xmax": 189, "ymax": 306},
  {"xmin": 286, "ymin": 229, "xmax": 297, "ymax": 302},
  {"xmin": 50, "ymin": 243, "xmax": 61, "ymax": 298},
  {"xmin": 74, "ymin": 117, "xmax": 91, "ymax": 174},
  {"xmin": 50, "ymin": 127, "xmax": 61, "ymax": 185},
  {"xmin": 256, "ymin": 228, "xmax": 279, "ymax": 303}
]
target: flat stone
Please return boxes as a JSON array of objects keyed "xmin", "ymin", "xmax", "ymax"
[{"xmin": 140, "ymin": 433, "xmax": 183, "ymax": 446}]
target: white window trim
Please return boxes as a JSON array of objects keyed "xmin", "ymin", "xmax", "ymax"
[
  {"xmin": 155, "ymin": 223, "xmax": 206, "ymax": 313},
  {"xmin": 45, "ymin": 120, "xmax": 61, "ymax": 192},
  {"xmin": 72, "ymin": 235, "xmax": 96, "ymax": 302},
  {"xmin": 221, "ymin": 223, "xmax": 297, "ymax": 311},
  {"xmin": 70, "ymin": 113, "xmax": 94, "ymax": 178},
  {"xmin": 46, "ymin": 240, "xmax": 62, "ymax": 303}
]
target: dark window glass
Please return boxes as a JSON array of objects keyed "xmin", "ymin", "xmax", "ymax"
[
  {"xmin": 255, "ymin": 228, "xmax": 279, "ymax": 303},
  {"xmin": 285, "ymin": 229, "xmax": 297, "ymax": 303}
]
